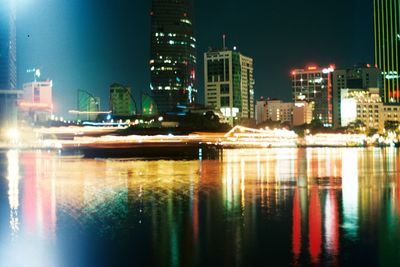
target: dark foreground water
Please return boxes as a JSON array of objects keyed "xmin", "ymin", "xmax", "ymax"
[{"xmin": 0, "ymin": 148, "xmax": 399, "ymax": 266}]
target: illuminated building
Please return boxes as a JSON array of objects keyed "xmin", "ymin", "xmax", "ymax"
[
  {"xmin": 340, "ymin": 88, "xmax": 383, "ymax": 130},
  {"xmin": 19, "ymin": 80, "xmax": 53, "ymax": 122},
  {"xmin": 292, "ymin": 65, "xmax": 334, "ymax": 126},
  {"xmin": 0, "ymin": 0, "xmax": 18, "ymax": 127},
  {"xmin": 204, "ymin": 48, "xmax": 255, "ymax": 125},
  {"xmin": 150, "ymin": 0, "xmax": 197, "ymax": 113},
  {"xmin": 341, "ymin": 87, "xmax": 400, "ymax": 132},
  {"xmin": 77, "ymin": 90, "xmax": 100, "ymax": 121},
  {"xmin": 374, "ymin": 0, "xmax": 400, "ymax": 103},
  {"xmin": 255, "ymin": 98, "xmax": 293, "ymax": 125},
  {"xmin": 332, "ymin": 65, "xmax": 382, "ymax": 128},
  {"xmin": 293, "ymin": 101, "xmax": 314, "ymax": 126},
  {"xmin": 141, "ymin": 93, "xmax": 158, "ymax": 115},
  {"xmin": 109, "ymin": 83, "xmax": 136, "ymax": 116}
]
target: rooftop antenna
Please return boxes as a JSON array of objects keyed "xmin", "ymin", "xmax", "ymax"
[
  {"xmin": 27, "ymin": 68, "xmax": 41, "ymax": 82},
  {"xmin": 222, "ymin": 34, "xmax": 226, "ymax": 50}
]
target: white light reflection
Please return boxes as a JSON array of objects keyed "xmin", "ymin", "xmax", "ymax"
[
  {"xmin": 7, "ymin": 150, "xmax": 20, "ymax": 237},
  {"xmin": 342, "ymin": 149, "xmax": 359, "ymax": 238}
]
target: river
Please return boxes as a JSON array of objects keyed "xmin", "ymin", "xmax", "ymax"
[{"xmin": 0, "ymin": 148, "xmax": 399, "ymax": 266}]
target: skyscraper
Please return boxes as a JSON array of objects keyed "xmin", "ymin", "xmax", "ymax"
[
  {"xmin": 292, "ymin": 65, "xmax": 335, "ymax": 126},
  {"xmin": 0, "ymin": 0, "xmax": 16, "ymax": 90},
  {"xmin": 204, "ymin": 48, "xmax": 255, "ymax": 125},
  {"xmin": 0, "ymin": 0, "xmax": 18, "ymax": 128},
  {"xmin": 150, "ymin": 0, "xmax": 197, "ymax": 114},
  {"xmin": 374, "ymin": 0, "xmax": 400, "ymax": 103}
]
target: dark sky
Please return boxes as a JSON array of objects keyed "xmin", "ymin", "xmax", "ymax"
[{"xmin": 17, "ymin": 0, "xmax": 373, "ymax": 117}]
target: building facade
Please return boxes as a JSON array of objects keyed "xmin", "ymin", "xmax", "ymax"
[
  {"xmin": 340, "ymin": 88, "xmax": 383, "ymax": 130},
  {"xmin": 374, "ymin": 0, "xmax": 400, "ymax": 103},
  {"xmin": 332, "ymin": 65, "xmax": 382, "ymax": 128},
  {"xmin": 109, "ymin": 84, "xmax": 135, "ymax": 116},
  {"xmin": 150, "ymin": 0, "xmax": 197, "ymax": 113},
  {"xmin": 293, "ymin": 101, "xmax": 314, "ymax": 126},
  {"xmin": 0, "ymin": 0, "xmax": 16, "ymax": 90},
  {"xmin": 19, "ymin": 80, "xmax": 53, "ymax": 122},
  {"xmin": 0, "ymin": 0, "xmax": 17, "ymax": 128},
  {"xmin": 255, "ymin": 98, "xmax": 293, "ymax": 125},
  {"xmin": 204, "ymin": 48, "xmax": 255, "ymax": 125},
  {"xmin": 292, "ymin": 65, "xmax": 335, "ymax": 126}
]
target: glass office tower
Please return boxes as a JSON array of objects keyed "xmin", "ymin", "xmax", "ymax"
[{"xmin": 150, "ymin": 0, "xmax": 197, "ymax": 113}]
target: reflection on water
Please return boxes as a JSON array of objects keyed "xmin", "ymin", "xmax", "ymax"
[{"xmin": 0, "ymin": 148, "xmax": 400, "ymax": 266}]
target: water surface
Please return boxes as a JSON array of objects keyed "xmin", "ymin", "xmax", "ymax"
[{"xmin": 0, "ymin": 148, "xmax": 399, "ymax": 266}]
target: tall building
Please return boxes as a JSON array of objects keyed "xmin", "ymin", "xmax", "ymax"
[
  {"xmin": 0, "ymin": 0, "xmax": 18, "ymax": 128},
  {"xmin": 204, "ymin": 48, "xmax": 255, "ymax": 125},
  {"xmin": 150, "ymin": 0, "xmax": 197, "ymax": 114},
  {"xmin": 292, "ymin": 65, "xmax": 335, "ymax": 126},
  {"xmin": 374, "ymin": 0, "xmax": 400, "ymax": 103},
  {"xmin": 332, "ymin": 65, "xmax": 382, "ymax": 128},
  {"xmin": 0, "ymin": 0, "xmax": 16, "ymax": 90},
  {"xmin": 109, "ymin": 83, "xmax": 136, "ymax": 116}
]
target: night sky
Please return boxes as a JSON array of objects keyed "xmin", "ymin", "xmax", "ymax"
[{"xmin": 17, "ymin": 0, "xmax": 373, "ymax": 117}]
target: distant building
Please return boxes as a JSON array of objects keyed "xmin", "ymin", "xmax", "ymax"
[
  {"xmin": 256, "ymin": 99, "xmax": 293, "ymax": 124},
  {"xmin": 292, "ymin": 65, "xmax": 335, "ymax": 126},
  {"xmin": 0, "ymin": 0, "xmax": 17, "ymax": 128},
  {"xmin": 141, "ymin": 93, "xmax": 158, "ymax": 116},
  {"xmin": 332, "ymin": 65, "xmax": 382, "ymax": 128},
  {"xmin": 77, "ymin": 90, "xmax": 100, "ymax": 121},
  {"xmin": 340, "ymin": 88, "xmax": 382, "ymax": 130},
  {"xmin": 293, "ymin": 101, "xmax": 314, "ymax": 126},
  {"xmin": 255, "ymin": 98, "xmax": 268, "ymax": 124},
  {"xmin": 109, "ymin": 84, "xmax": 135, "ymax": 117},
  {"xmin": 150, "ymin": 0, "xmax": 197, "ymax": 113},
  {"xmin": 19, "ymin": 80, "xmax": 53, "ymax": 122},
  {"xmin": 374, "ymin": 0, "xmax": 400, "ymax": 103},
  {"xmin": 204, "ymin": 48, "xmax": 255, "ymax": 125}
]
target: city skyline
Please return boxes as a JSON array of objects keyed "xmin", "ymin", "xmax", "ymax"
[{"xmin": 17, "ymin": 0, "xmax": 373, "ymax": 116}]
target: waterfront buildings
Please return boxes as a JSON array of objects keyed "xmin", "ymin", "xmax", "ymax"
[
  {"xmin": 204, "ymin": 48, "xmax": 255, "ymax": 125},
  {"xmin": 340, "ymin": 88, "xmax": 400, "ymax": 132},
  {"xmin": 150, "ymin": 0, "xmax": 197, "ymax": 113},
  {"xmin": 0, "ymin": 0, "xmax": 18, "ymax": 128},
  {"xmin": 374, "ymin": 0, "xmax": 400, "ymax": 103},
  {"xmin": 291, "ymin": 65, "xmax": 335, "ymax": 126},
  {"xmin": 256, "ymin": 98, "xmax": 313, "ymax": 127},
  {"xmin": 340, "ymin": 88, "xmax": 382, "ymax": 130},
  {"xmin": 332, "ymin": 65, "xmax": 382, "ymax": 128},
  {"xmin": 293, "ymin": 101, "xmax": 314, "ymax": 126},
  {"xmin": 77, "ymin": 90, "xmax": 100, "ymax": 121},
  {"xmin": 19, "ymin": 80, "xmax": 53, "ymax": 122},
  {"xmin": 109, "ymin": 84, "xmax": 136, "ymax": 116},
  {"xmin": 255, "ymin": 98, "xmax": 293, "ymax": 125}
]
